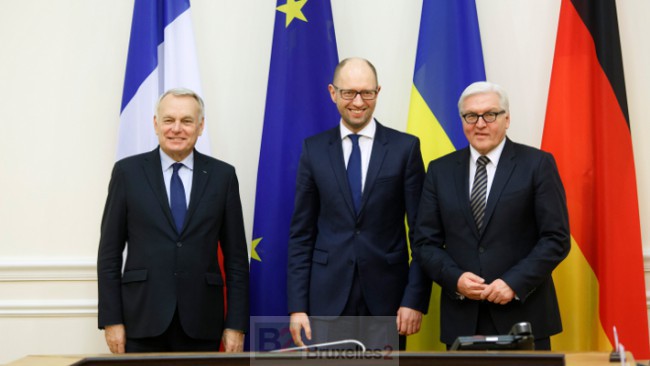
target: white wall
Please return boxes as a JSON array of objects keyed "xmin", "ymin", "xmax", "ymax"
[{"xmin": 0, "ymin": 0, "xmax": 648, "ymax": 363}]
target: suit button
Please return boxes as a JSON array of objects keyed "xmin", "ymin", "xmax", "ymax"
[
  {"xmin": 479, "ymin": 246, "xmax": 485, "ymax": 253},
  {"xmin": 355, "ymin": 230, "xmax": 361, "ymax": 235},
  {"xmin": 177, "ymin": 242, "xmax": 182, "ymax": 248}
]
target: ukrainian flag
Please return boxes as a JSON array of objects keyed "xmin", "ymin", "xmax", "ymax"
[{"xmin": 406, "ymin": 0, "xmax": 485, "ymax": 350}]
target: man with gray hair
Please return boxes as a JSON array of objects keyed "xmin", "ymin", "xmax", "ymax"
[
  {"xmin": 413, "ymin": 81, "xmax": 570, "ymax": 350},
  {"xmin": 97, "ymin": 88, "xmax": 249, "ymax": 353}
]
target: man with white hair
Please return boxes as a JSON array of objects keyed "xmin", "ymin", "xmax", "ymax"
[{"xmin": 413, "ymin": 81, "xmax": 570, "ymax": 350}]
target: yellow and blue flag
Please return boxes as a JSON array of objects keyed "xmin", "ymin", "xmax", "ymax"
[
  {"xmin": 248, "ymin": 0, "xmax": 339, "ymax": 346},
  {"xmin": 406, "ymin": 0, "xmax": 485, "ymax": 350}
]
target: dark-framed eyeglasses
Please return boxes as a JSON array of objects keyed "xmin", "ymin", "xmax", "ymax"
[
  {"xmin": 462, "ymin": 110, "xmax": 506, "ymax": 124},
  {"xmin": 333, "ymin": 85, "xmax": 378, "ymax": 100}
]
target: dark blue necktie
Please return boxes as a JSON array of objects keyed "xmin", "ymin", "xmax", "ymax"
[
  {"xmin": 347, "ymin": 134, "xmax": 362, "ymax": 214},
  {"xmin": 170, "ymin": 163, "xmax": 187, "ymax": 233}
]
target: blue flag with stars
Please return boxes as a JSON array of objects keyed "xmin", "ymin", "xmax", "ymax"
[{"xmin": 248, "ymin": 0, "xmax": 339, "ymax": 347}]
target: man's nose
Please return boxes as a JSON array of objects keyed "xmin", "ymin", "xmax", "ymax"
[
  {"xmin": 171, "ymin": 121, "xmax": 182, "ymax": 132},
  {"xmin": 475, "ymin": 117, "xmax": 488, "ymax": 127}
]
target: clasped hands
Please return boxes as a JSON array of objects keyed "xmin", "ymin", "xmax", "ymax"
[{"xmin": 457, "ymin": 272, "xmax": 515, "ymax": 305}]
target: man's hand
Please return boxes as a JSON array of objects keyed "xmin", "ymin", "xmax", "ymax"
[
  {"xmin": 396, "ymin": 307, "xmax": 423, "ymax": 336},
  {"xmin": 289, "ymin": 312, "xmax": 311, "ymax": 347},
  {"xmin": 222, "ymin": 328, "xmax": 245, "ymax": 352},
  {"xmin": 457, "ymin": 272, "xmax": 487, "ymax": 300},
  {"xmin": 480, "ymin": 278, "xmax": 515, "ymax": 305},
  {"xmin": 104, "ymin": 324, "xmax": 126, "ymax": 354}
]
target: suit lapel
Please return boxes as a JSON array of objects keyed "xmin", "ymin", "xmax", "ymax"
[
  {"xmin": 359, "ymin": 122, "xmax": 388, "ymax": 216},
  {"xmin": 483, "ymin": 138, "xmax": 516, "ymax": 233},
  {"xmin": 142, "ymin": 148, "xmax": 176, "ymax": 231},
  {"xmin": 455, "ymin": 148, "xmax": 479, "ymax": 238},
  {"xmin": 328, "ymin": 128, "xmax": 357, "ymax": 217},
  {"xmin": 184, "ymin": 150, "xmax": 210, "ymax": 235}
]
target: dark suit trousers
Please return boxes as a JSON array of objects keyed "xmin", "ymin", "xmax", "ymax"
[
  {"xmin": 311, "ymin": 267, "xmax": 404, "ymax": 351},
  {"xmin": 125, "ymin": 307, "xmax": 220, "ymax": 352}
]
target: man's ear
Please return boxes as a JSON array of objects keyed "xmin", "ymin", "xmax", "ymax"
[
  {"xmin": 198, "ymin": 117, "xmax": 205, "ymax": 136},
  {"xmin": 153, "ymin": 115, "xmax": 160, "ymax": 135},
  {"xmin": 328, "ymin": 84, "xmax": 337, "ymax": 103}
]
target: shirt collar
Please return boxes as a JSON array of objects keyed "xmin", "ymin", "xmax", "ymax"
[
  {"xmin": 339, "ymin": 117, "xmax": 377, "ymax": 140},
  {"xmin": 469, "ymin": 137, "xmax": 507, "ymax": 167},
  {"xmin": 160, "ymin": 149, "xmax": 195, "ymax": 171}
]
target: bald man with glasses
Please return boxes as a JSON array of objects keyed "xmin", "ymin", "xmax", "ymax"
[{"xmin": 287, "ymin": 57, "xmax": 432, "ymax": 350}]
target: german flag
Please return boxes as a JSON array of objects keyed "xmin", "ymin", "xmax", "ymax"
[{"xmin": 542, "ymin": 0, "xmax": 649, "ymax": 358}]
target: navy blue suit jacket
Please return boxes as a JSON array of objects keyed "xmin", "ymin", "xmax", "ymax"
[
  {"xmin": 287, "ymin": 121, "xmax": 432, "ymax": 317},
  {"xmin": 413, "ymin": 138, "xmax": 570, "ymax": 344},
  {"xmin": 97, "ymin": 148, "xmax": 249, "ymax": 341}
]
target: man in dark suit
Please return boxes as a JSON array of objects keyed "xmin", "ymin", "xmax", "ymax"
[
  {"xmin": 412, "ymin": 81, "xmax": 570, "ymax": 350},
  {"xmin": 287, "ymin": 58, "xmax": 431, "ymax": 349},
  {"xmin": 97, "ymin": 88, "xmax": 249, "ymax": 353}
]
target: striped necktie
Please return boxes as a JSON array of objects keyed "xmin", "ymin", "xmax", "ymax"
[{"xmin": 470, "ymin": 156, "xmax": 490, "ymax": 232}]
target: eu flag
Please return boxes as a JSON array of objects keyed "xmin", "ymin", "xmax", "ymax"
[{"xmin": 249, "ymin": 0, "xmax": 339, "ymax": 345}]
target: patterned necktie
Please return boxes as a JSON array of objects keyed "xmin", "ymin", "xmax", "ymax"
[
  {"xmin": 470, "ymin": 156, "xmax": 490, "ymax": 232},
  {"xmin": 347, "ymin": 134, "xmax": 362, "ymax": 214},
  {"xmin": 170, "ymin": 162, "xmax": 187, "ymax": 233}
]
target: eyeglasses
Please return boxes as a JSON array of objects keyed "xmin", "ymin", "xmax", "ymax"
[
  {"xmin": 333, "ymin": 85, "xmax": 378, "ymax": 100},
  {"xmin": 462, "ymin": 110, "xmax": 506, "ymax": 124}
]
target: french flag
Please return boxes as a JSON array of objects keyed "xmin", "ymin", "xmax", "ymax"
[{"xmin": 117, "ymin": 0, "xmax": 209, "ymax": 160}]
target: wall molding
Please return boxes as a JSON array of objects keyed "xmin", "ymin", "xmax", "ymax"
[
  {"xmin": 0, "ymin": 258, "xmax": 97, "ymax": 282},
  {"xmin": 0, "ymin": 299, "xmax": 97, "ymax": 317},
  {"xmin": 1, "ymin": 255, "xmax": 650, "ymax": 308}
]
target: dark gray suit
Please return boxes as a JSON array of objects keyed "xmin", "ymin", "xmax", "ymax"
[
  {"xmin": 287, "ymin": 121, "xmax": 431, "ymax": 317},
  {"xmin": 97, "ymin": 148, "xmax": 249, "ymax": 341},
  {"xmin": 413, "ymin": 138, "xmax": 570, "ymax": 345}
]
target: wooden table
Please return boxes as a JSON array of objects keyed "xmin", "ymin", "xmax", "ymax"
[{"xmin": 6, "ymin": 351, "xmax": 636, "ymax": 366}]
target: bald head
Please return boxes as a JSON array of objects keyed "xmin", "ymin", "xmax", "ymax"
[
  {"xmin": 328, "ymin": 57, "xmax": 381, "ymax": 133},
  {"xmin": 332, "ymin": 57, "xmax": 378, "ymax": 87}
]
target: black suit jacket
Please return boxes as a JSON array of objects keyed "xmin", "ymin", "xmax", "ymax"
[
  {"xmin": 97, "ymin": 148, "xmax": 249, "ymax": 341},
  {"xmin": 287, "ymin": 121, "xmax": 432, "ymax": 316},
  {"xmin": 413, "ymin": 138, "xmax": 570, "ymax": 344}
]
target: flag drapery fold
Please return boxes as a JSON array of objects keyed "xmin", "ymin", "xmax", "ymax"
[
  {"xmin": 248, "ymin": 0, "xmax": 340, "ymax": 346},
  {"xmin": 406, "ymin": 0, "xmax": 486, "ymax": 351},
  {"xmin": 118, "ymin": 0, "xmax": 209, "ymax": 160},
  {"xmin": 542, "ymin": 0, "xmax": 649, "ymax": 358}
]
